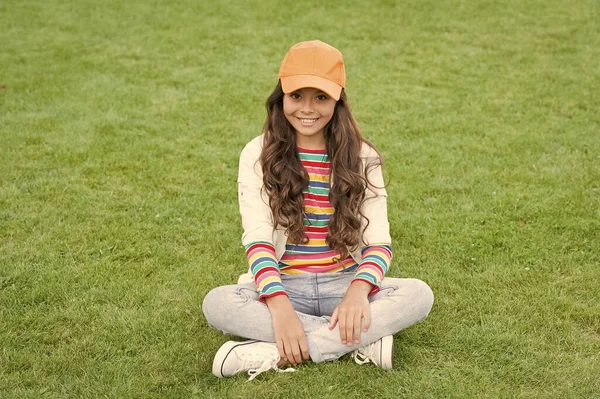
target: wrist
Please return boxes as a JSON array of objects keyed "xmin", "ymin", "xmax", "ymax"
[
  {"xmin": 348, "ymin": 280, "xmax": 374, "ymax": 295},
  {"xmin": 265, "ymin": 295, "xmax": 294, "ymax": 313}
]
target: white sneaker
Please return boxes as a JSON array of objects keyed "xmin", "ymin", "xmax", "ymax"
[
  {"xmin": 212, "ymin": 340, "xmax": 295, "ymax": 381},
  {"xmin": 351, "ymin": 335, "xmax": 394, "ymax": 370}
]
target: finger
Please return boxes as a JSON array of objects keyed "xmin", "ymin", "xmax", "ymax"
[
  {"xmin": 363, "ymin": 308, "xmax": 371, "ymax": 333},
  {"xmin": 300, "ymin": 336, "xmax": 310, "ymax": 361},
  {"xmin": 353, "ymin": 313, "xmax": 362, "ymax": 344},
  {"xmin": 338, "ymin": 311, "xmax": 347, "ymax": 343},
  {"xmin": 276, "ymin": 340, "xmax": 287, "ymax": 363},
  {"xmin": 283, "ymin": 341, "xmax": 296, "ymax": 365},
  {"xmin": 291, "ymin": 341, "xmax": 303, "ymax": 365},
  {"xmin": 328, "ymin": 308, "xmax": 338, "ymax": 330},
  {"xmin": 345, "ymin": 313, "xmax": 354, "ymax": 346}
]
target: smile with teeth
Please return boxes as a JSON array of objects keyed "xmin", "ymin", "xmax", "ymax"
[{"xmin": 297, "ymin": 117, "xmax": 319, "ymax": 126}]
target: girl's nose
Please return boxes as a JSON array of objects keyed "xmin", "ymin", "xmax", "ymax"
[{"xmin": 300, "ymin": 99, "xmax": 314, "ymax": 113}]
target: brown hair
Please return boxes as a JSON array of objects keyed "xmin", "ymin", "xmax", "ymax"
[{"xmin": 260, "ymin": 81, "xmax": 382, "ymax": 258}]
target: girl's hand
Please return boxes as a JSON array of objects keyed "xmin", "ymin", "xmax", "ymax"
[
  {"xmin": 328, "ymin": 280, "xmax": 372, "ymax": 345},
  {"xmin": 265, "ymin": 295, "xmax": 309, "ymax": 366}
]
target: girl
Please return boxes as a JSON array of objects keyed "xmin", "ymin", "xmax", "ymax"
[{"xmin": 202, "ymin": 40, "xmax": 434, "ymax": 380}]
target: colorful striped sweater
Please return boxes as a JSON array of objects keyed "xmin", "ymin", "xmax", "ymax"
[{"xmin": 245, "ymin": 147, "xmax": 392, "ymax": 301}]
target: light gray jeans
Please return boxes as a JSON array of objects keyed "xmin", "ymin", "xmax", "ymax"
[{"xmin": 202, "ymin": 273, "xmax": 434, "ymax": 363}]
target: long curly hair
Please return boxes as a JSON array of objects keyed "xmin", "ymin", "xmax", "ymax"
[{"xmin": 260, "ymin": 81, "xmax": 382, "ymax": 258}]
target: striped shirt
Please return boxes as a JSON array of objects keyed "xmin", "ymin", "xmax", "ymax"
[
  {"xmin": 246, "ymin": 147, "xmax": 392, "ymax": 301},
  {"xmin": 279, "ymin": 148, "xmax": 359, "ymax": 273}
]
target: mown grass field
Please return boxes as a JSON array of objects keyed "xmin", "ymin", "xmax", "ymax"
[{"xmin": 1, "ymin": 0, "xmax": 599, "ymax": 398}]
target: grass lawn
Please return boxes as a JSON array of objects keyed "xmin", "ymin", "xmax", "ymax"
[{"xmin": 1, "ymin": 0, "xmax": 599, "ymax": 397}]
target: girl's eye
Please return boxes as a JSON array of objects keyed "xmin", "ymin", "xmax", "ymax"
[
  {"xmin": 290, "ymin": 93, "xmax": 301, "ymax": 100},
  {"xmin": 317, "ymin": 94, "xmax": 328, "ymax": 101}
]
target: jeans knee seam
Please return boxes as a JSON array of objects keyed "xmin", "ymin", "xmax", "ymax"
[
  {"xmin": 297, "ymin": 313, "xmax": 328, "ymax": 325},
  {"xmin": 235, "ymin": 287, "xmax": 263, "ymax": 305}
]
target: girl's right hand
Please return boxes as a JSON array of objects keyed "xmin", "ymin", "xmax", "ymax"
[{"xmin": 265, "ymin": 295, "xmax": 309, "ymax": 366}]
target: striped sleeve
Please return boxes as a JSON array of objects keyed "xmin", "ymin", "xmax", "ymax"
[
  {"xmin": 245, "ymin": 241, "xmax": 288, "ymax": 302},
  {"xmin": 352, "ymin": 244, "xmax": 393, "ymax": 294}
]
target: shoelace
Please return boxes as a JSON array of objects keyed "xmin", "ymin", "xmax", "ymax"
[
  {"xmin": 235, "ymin": 348, "xmax": 295, "ymax": 381},
  {"xmin": 351, "ymin": 346, "xmax": 374, "ymax": 365},
  {"xmin": 247, "ymin": 360, "xmax": 295, "ymax": 381}
]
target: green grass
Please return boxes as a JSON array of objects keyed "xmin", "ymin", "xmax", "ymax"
[{"xmin": 1, "ymin": 0, "xmax": 599, "ymax": 397}]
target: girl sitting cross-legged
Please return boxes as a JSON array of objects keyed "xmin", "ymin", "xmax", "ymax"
[{"xmin": 202, "ymin": 40, "xmax": 434, "ymax": 380}]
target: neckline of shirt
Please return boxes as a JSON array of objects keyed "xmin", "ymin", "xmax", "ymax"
[{"xmin": 297, "ymin": 146, "xmax": 327, "ymax": 154}]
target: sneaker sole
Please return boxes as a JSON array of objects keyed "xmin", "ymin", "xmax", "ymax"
[
  {"xmin": 212, "ymin": 340, "xmax": 258, "ymax": 378},
  {"xmin": 379, "ymin": 335, "xmax": 394, "ymax": 370}
]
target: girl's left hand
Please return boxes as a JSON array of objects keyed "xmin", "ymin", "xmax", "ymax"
[{"xmin": 328, "ymin": 280, "xmax": 372, "ymax": 345}]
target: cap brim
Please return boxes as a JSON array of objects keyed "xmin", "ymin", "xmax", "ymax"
[{"xmin": 280, "ymin": 75, "xmax": 342, "ymax": 101}]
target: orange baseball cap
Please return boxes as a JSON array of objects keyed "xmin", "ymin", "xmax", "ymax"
[{"xmin": 278, "ymin": 40, "xmax": 346, "ymax": 101}]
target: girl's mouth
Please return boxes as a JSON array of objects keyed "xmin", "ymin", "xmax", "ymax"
[{"xmin": 297, "ymin": 117, "xmax": 319, "ymax": 126}]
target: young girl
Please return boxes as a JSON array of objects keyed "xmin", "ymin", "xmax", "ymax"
[{"xmin": 202, "ymin": 40, "xmax": 434, "ymax": 380}]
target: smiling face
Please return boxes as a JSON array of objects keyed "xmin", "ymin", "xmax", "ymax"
[{"xmin": 282, "ymin": 87, "xmax": 337, "ymax": 149}]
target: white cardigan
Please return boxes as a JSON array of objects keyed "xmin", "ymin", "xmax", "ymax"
[{"xmin": 237, "ymin": 134, "xmax": 391, "ymax": 283}]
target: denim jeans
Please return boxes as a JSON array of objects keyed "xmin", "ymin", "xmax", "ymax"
[{"xmin": 202, "ymin": 273, "xmax": 434, "ymax": 363}]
